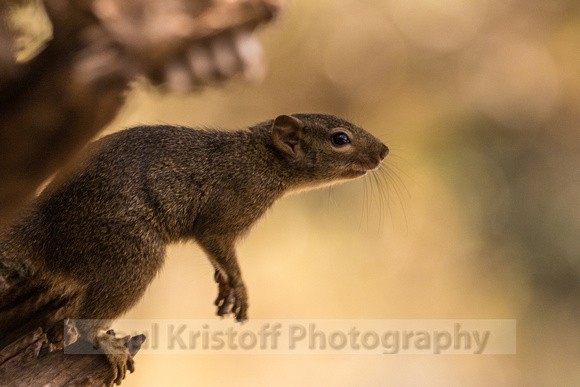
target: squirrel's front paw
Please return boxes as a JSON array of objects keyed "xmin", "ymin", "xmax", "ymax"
[
  {"xmin": 214, "ymin": 270, "xmax": 248, "ymax": 321},
  {"xmin": 95, "ymin": 331, "xmax": 136, "ymax": 386}
]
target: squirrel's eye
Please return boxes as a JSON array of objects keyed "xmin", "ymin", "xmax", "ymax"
[{"xmin": 331, "ymin": 132, "xmax": 351, "ymax": 146}]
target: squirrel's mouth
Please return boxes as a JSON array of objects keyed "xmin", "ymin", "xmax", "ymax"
[
  {"xmin": 343, "ymin": 169, "xmax": 368, "ymax": 179},
  {"xmin": 341, "ymin": 154, "xmax": 386, "ymax": 179},
  {"xmin": 346, "ymin": 158, "xmax": 384, "ymax": 178},
  {"xmin": 367, "ymin": 157, "xmax": 385, "ymax": 171}
]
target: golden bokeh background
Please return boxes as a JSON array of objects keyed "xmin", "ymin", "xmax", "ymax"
[{"xmin": 14, "ymin": 0, "xmax": 580, "ymax": 385}]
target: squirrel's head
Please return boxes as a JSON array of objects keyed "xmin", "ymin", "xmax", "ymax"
[{"xmin": 271, "ymin": 113, "xmax": 389, "ymax": 187}]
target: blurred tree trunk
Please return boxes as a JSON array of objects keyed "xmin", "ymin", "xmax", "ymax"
[{"xmin": 0, "ymin": 0, "xmax": 280, "ymax": 385}]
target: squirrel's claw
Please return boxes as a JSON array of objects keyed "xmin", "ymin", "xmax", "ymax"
[
  {"xmin": 214, "ymin": 269, "xmax": 247, "ymax": 321},
  {"xmin": 215, "ymin": 289, "xmax": 235, "ymax": 317},
  {"xmin": 214, "ymin": 269, "xmax": 234, "ymax": 316}
]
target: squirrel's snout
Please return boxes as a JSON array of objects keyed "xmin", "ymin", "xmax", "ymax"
[
  {"xmin": 380, "ymin": 144, "xmax": 389, "ymax": 160},
  {"xmin": 366, "ymin": 144, "xmax": 389, "ymax": 171}
]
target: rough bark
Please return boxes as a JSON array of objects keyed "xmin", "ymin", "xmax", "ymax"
[{"xmin": 0, "ymin": 320, "xmax": 146, "ymax": 387}]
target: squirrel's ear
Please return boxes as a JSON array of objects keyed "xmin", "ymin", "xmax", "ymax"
[{"xmin": 272, "ymin": 115, "xmax": 304, "ymax": 157}]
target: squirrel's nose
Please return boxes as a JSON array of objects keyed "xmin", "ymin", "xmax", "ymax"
[{"xmin": 380, "ymin": 144, "xmax": 389, "ymax": 160}]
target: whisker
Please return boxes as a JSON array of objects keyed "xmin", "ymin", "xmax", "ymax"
[
  {"xmin": 386, "ymin": 165, "xmax": 412, "ymax": 201},
  {"xmin": 385, "ymin": 155, "xmax": 420, "ymax": 189},
  {"xmin": 354, "ymin": 147, "xmax": 412, "ymax": 235},
  {"xmin": 359, "ymin": 174, "xmax": 368, "ymax": 231},
  {"xmin": 372, "ymin": 171, "xmax": 386, "ymax": 233},
  {"xmin": 383, "ymin": 167, "xmax": 409, "ymax": 233},
  {"xmin": 377, "ymin": 169, "xmax": 394, "ymax": 231},
  {"xmin": 365, "ymin": 173, "xmax": 373, "ymax": 231},
  {"xmin": 327, "ymin": 184, "xmax": 335, "ymax": 210},
  {"xmin": 387, "ymin": 164, "xmax": 416, "ymax": 192}
]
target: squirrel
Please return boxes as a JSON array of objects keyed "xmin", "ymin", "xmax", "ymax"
[{"xmin": 0, "ymin": 113, "xmax": 388, "ymax": 385}]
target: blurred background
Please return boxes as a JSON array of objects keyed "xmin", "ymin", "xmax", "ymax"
[{"xmin": 14, "ymin": 0, "xmax": 580, "ymax": 385}]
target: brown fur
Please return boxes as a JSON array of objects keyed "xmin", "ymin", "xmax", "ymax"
[{"xmin": 0, "ymin": 113, "xmax": 388, "ymax": 384}]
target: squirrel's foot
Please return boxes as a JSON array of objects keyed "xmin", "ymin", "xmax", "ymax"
[
  {"xmin": 214, "ymin": 270, "xmax": 248, "ymax": 321},
  {"xmin": 94, "ymin": 331, "xmax": 135, "ymax": 386}
]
